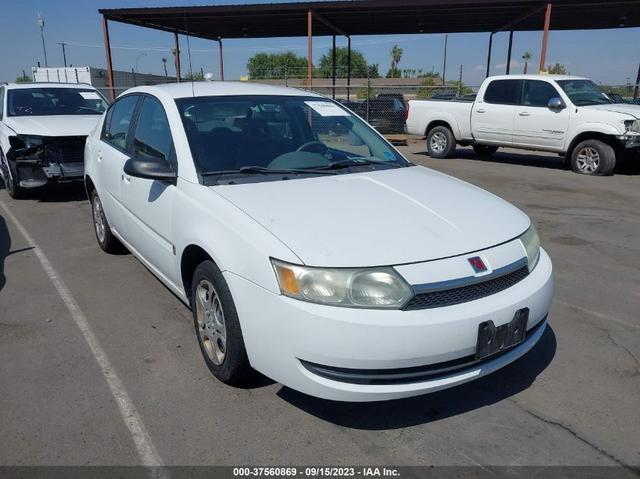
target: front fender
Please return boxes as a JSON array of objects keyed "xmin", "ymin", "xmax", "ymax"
[{"xmin": 564, "ymin": 122, "xmax": 624, "ymax": 150}]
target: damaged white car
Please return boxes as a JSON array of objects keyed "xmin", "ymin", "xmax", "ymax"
[{"xmin": 0, "ymin": 82, "xmax": 108, "ymax": 198}]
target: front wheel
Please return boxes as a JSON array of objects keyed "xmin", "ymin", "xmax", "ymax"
[
  {"xmin": 1, "ymin": 156, "xmax": 25, "ymax": 199},
  {"xmin": 191, "ymin": 260, "xmax": 253, "ymax": 384},
  {"xmin": 570, "ymin": 140, "xmax": 616, "ymax": 176},
  {"xmin": 473, "ymin": 145, "xmax": 499, "ymax": 156},
  {"xmin": 426, "ymin": 126, "xmax": 456, "ymax": 159}
]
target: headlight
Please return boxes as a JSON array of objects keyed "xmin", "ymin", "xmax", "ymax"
[
  {"xmin": 9, "ymin": 135, "xmax": 44, "ymax": 151},
  {"xmin": 623, "ymin": 120, "xmax": 640, "ymax": 134},
  {"xmin": 519, "ymin": 224, "xmax": 541, "ymax": 272},
  {"xmin": 271, "ymin": 259, "xmax": 414, "ymax": 309}
]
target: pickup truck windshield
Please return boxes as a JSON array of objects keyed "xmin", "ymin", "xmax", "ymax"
[
  {"xmin": 175, "ymin": 95, "xmax": 407, "ymax": 183},
  {"xmin": 556, "ymin": 80, "xmax": 613, "ymax": 106},
  {"xmin": 7, "ymin": 88, "xmax": 108, "ymax": 117}
]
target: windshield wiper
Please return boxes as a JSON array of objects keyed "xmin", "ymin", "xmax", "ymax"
[
  {"xmin": 319, "ymin": 157, "xmax": 398, "ymax": 170},
  {"xmin": 201, "ymin": 166, "xmax": 337, "ymax": 176}
]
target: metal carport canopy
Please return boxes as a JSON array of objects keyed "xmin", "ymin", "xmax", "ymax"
[{"xmin": 98, "ymin": 0, "xmax": 640, "ymax": 39}]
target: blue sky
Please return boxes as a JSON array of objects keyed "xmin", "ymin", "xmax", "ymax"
[{"xmin": 1, "ymin": 0, "xmax": 639, "ymax": 87}]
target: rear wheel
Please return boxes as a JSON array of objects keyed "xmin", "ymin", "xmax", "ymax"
[
  {"xmin": 426, "ymin": 126, "xmax": 456, "ymax": 159},
  {"xmin": 473, "ymin": 145, "xmax": 499, "ymax": 156},
  {"xmin": 191, "ymin": 260, "xmax": 253, "ymax": 384},
  {"xmin": 570, "ymin": 140, "xmax": 616, "ymax": 176},
  {"xmin": 91, "ymin": 190, "xmax": 123, "ymax": 253}
]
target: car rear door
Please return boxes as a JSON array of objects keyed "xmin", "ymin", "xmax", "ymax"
[
  {"xmin": 97, "ymin": 94, "xmax": 140, "ymax": 238},
  {"xmin": 512, "ymin": 79, "xmax": 570, "ymax": 150},
  {"xmin": 120, "ymin": 95, "xmax": 179, "ymax": 284},
  {"xmin": 472, "ymin": 79, "xmax": 522, "ymax": 145}
]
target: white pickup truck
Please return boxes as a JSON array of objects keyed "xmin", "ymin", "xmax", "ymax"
[{"xmin": 406, "ymin": 74, "xmax": 640, "ymax": 175}]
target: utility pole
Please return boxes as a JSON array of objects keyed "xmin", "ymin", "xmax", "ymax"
[
  {"xmin": 37, "ymin": 13, "xmax": 48, "ymax": 67},
  {"xmin": 442, "ymin": 34, "xmax": 448, "ymax": 85},
  {"xmin": 58, "ymin": 42, "xmax": 67, "ymax": 67},
  {"xmin": 634, "ymin": 63, "xmax": 640, "ymax": 100}
]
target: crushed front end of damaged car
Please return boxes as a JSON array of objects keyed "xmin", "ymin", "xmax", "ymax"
[{"xmin": 6, "ymin": 134, "xmax": 86, "ymax": 189}]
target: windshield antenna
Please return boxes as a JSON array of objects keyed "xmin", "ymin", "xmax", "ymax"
[{"xmin": 183, "ymin": 9, "xmax": 195, "ymax": 97}]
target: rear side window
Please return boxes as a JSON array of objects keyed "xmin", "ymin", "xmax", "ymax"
[
  {"xmin": 132, "ymin": 97, "xmax": 174, "ymax": 164},
  {"xmin": 102, "ymin": 95, "xmax": 139, "ymax": 151},
  {"xmin": 522, "ymin": 80, "xmax": 561, "ymax": 107},
  {"xmin": 484, "ymin": 80, "xmax": 522, "ymax": 105}
]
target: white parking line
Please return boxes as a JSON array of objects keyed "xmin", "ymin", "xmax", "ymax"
[{"xmin": 0, "ymin": 198, "xmax": 166, "ymax": 473}]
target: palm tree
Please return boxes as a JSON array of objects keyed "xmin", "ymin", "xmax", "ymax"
[
  {"xmin": 161, "ymin": 57, "xmax": 168, "ymax": 76},
  {"xmin": 390, "ymin": 45, "xmax": 403, "ymax": 72},
  {"xmin": 522, "ymin": 51, "xmax": 533, "ymax": 74}
]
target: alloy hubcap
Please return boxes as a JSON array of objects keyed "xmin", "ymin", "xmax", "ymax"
[
  {"xmin": 93, "ymin": 198, "xmax": 106, "ymax": 243},
  {"xmin": 576, "ymin": 147, "xmax": 600, "ymax": 173},
  {"xmin": 430, "ymin": 132, "xmax": 447, "ymax": 153},
  {"xmin": 195, "ymin": 280, "xmax": 227, "ymax": 365}
]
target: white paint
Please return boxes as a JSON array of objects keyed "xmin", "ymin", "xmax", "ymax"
[{"xmin": 0, "ymin": 198, "xmax": 167, "ymax": 474}]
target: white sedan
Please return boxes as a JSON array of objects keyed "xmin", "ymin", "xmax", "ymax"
[{"xmin": 84, "ymin": 82, "xmax": 553, "ymax": 402}]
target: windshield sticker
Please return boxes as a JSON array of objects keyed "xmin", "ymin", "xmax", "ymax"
[
  {"xmin": 305, "ymin": 101, "xmax": 350, "ymax": 117},
  {"xmin": 79, "ymin": 91, "xmax": 101, "ymax": 100}
]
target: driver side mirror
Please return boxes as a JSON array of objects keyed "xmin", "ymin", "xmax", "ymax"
[
  {"xmin": 548, "ymin": 97, "xmax": 565, "ymax": 110},
  {"xmin": 123, "ymin": 157, "xmax": 177, "ymax": 185}
]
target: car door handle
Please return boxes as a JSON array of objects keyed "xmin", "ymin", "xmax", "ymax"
[
  {"xmin": 519, "ymin": 112, "xmax": 530, "ymax": 116},
  {"xmin": 476, "ymin": 109, "xmax": 486, "ymax": 113}
]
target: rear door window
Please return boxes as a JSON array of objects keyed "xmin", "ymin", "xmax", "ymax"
[{"xmin": 483, "ymin": 80, "xmax": 523, "ymax": 105}]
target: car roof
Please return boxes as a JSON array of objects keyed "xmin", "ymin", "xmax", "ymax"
[
  {"xmin": 4, "ymin": 82, "xmax": 97, "ymax": 90},
  {"xmin": 121, "ymin": 81, "xmax": 324, "ymax": 100},
  {"xmin": 486, "ymin": 74, "xmax": 587, "ymax": 81}
]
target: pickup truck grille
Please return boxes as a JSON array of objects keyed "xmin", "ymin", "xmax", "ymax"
[{"xmin": 403, "ymin": 265, "xmax": 530, "ymax": 310}]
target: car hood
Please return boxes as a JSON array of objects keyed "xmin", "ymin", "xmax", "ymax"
[
  {"xmin": 4, "ymin": 115, "xmax": 102, "ymax": 137},
  {"xmin": 583, "ymin": 103, "xmax": 640, "ymax": 119},
  {"xmin": 213, "ymin": 166, "xmax": 530, "ymax": 267}
]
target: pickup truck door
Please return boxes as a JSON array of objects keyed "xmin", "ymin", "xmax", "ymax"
[
  {"xmin": 513, "ymin": 79, "xmax": 570, "ymax": 150},
  {"xmin": 96, "ymin": 94, "xmax": 140, "ymax": 238},
  {"xmin": 120, "ymin": 95, "xmax": 179, "ymax": 284},
  {"xmin": 472, "ymin": 79, "xmax": 522, "ymax": 145}
]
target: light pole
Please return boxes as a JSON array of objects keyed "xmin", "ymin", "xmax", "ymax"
[
  {"xmin": 58, "ymin": 42, "xmax": 67, "ymax": 67},
  {"xmin": 135, "ymin": 52, "xmax": 147, "ymax": 73},
  {"xmin": 37, "ymin": 13, "xmax": 48, "ymax": 67}
]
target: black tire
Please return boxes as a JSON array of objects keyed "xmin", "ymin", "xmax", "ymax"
[
  {"xmin": 473, "ymin": 144, "xmax": 499, "ymax": 156},
  {"xmin": 570, "ymin": 140, "xmax": 616, "ymax": 176},
  {"xmin": 91, "ymin": 190, "xmax": 123, "ymax": 253},
  {"xmin": 191, "ymin": 260, "xmax": 252, "ymax": 384},
  {"xmin": 426, "ymin": 126, "xmax": 456, "ymax": 159},
  {"xmin": 1, "ymin": 155, "xmax": 25, "ymax": 199}
]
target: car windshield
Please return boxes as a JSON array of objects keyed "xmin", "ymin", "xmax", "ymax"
[
  {"xmin": 7, "ymin": 87, "xmax": 108, "ymax": 117},
  {"xmin": 556, "ymin": 80, "xmax": 613, "ymax": 106},
  {"xmin": 175, "ymin": 95, "xmax": 408, "ymax": 183}
]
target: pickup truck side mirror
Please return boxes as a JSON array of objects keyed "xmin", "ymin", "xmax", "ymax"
[
  {"xmin": 124, "ymin": 157, "xmax": 177, "ymax": 185},
  {"xmin": 548, "ymin": 97, "xmax": 565, "ymax": 110}
]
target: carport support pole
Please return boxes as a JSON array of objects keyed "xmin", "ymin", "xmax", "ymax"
[
  {"xmin": 347, "ymin": 36, "xmax": 351, "ymax": 100},
  {"xmin": 218, "ymin": 38, "xmax": 225, "ymax": 81},
  {"xmin": 485, "ymin": 33, "xmax": 493, "ymax": 78},
  {"xmin": 307, "ymin": 9, "xmax": 313, "ymax": 89},
  {"xmin": 332, "ymin": 35, "xmax": 336, "ymax": 99},
  {"xmin": 506, "ymin": 30, "xmax": 513, "ymax": 74},
  {"xmin": 539, "ymin": 2, "xmax": 552, "ymax": 73},
  {"xmin": 101, "ymin": 16, "xmax": 115, "ymax": 102},
  {"xmin": 174, "ymin": 32, "xmax": 181, "ymax": 82},
  {"xmin": 633, "ymin": 63, "xmax": 640, "ymax": 100}
]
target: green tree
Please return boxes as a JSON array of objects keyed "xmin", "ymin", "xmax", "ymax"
[
  {"xmin": 367, "ymin": 63, "xmax": 381, "ymax": 78},
  {"xmin": 184, "ymin": 71, "xmax": 205, "ymax": 81},
  {"xmin": 356, "ymin": 80, "xmax": 377, "ymax": 100},
  {"xmin": 16, "ymin": 73, "xmax": 31, "ymax": 83},
  {"xmin": 317, "ymin": 47, "xmax": 369, "ymax": 78},
  {"xmin": 547, "ymin": 63, "xmax": 569, "ymax": 75},
  {"xmin": 247, "ymin": 51, "xmax": 309, "ymax": 80},
  {"xmin": 386, "ymin": 45, "xmax": 403, "ymax": 78}
]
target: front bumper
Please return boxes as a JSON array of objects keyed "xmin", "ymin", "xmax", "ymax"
[
  {"xmin": 17, "ymin": 162, "xmax": 84, "ymax": 188},
  {"xmin": 225, "ymin": 248, "xmax": 554, "ymax": 402}
]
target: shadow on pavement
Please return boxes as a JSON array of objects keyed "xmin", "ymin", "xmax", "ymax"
[
  {"xmin": 0, "ymin": 213, "xmax": 8, "ymax": 292},
  {"xmin": 279, "ymin": 325, "xmax": 556, "ymax": 430},
  {"xmin": 35, "ymin": 182, "xmax": 88, "ymax": 203}
]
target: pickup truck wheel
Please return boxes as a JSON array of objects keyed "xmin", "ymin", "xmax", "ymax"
[
  {"xmin": 571, "ymin": 140, "xmax": 616, "ymax": 176},
  {"xmin": 191, "ymin": 260, "xmax": 252, "ymax": 384},
  {"xmin": 91, "ymin": 190, "xmax": 123, "ymax": 253},
  {"xmin": 427, "ymin": 126, "xmax": 456, "ymax": 159},
  {"xmin": 472, "ymin": 145, "xmax": 499, "ymax": 156}
]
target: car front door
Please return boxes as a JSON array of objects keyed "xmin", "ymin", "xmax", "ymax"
[
  {"xmin": 473, "ymin": 79, "xmax": 522, "ymax": 145},
  {"xmin": 97, "ymin": 94, "xmax": 140, "ymax": 238},
  {"xmin": 120, "ymin": 95, "xmax": 178, "ymax": 284},
  {"xmin": 512, "ymin": 79, "xmax": 570, "ymax": 150}
]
